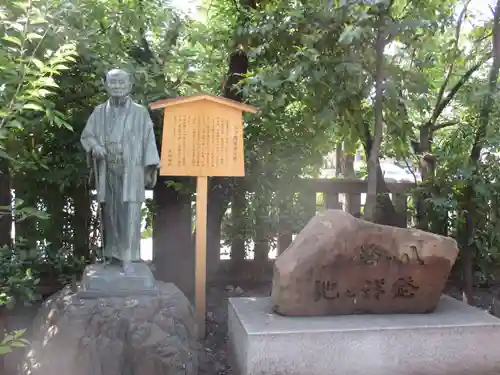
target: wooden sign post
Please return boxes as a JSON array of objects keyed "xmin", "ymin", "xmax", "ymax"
[{"xmin": 150, "ymin": 94, "xmax": 257, "ymax": 338}]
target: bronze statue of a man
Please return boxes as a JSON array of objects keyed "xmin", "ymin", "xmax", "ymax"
[{"xmin": 81, "ymin": 69, "xmax": 160, "ymax": 272}]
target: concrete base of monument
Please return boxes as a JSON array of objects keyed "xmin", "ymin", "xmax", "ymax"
[
  {"xmin": 228, "ymin": 295, "xmax": 500, "ymax": 375},
  {"xmin": 78, "ymin": 262, "xmax": 159, "ymax": 298}
]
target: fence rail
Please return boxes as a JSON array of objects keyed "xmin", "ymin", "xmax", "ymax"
[{"xmin": 152, "ymin": 178, "xmax": 416, "ymax": 289}]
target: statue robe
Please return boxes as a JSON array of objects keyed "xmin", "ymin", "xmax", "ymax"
[{"xmin": 81, "ymin": 98, "xmax": 160, "ymax": 262}]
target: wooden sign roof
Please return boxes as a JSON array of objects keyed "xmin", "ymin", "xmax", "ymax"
[{"xmin": 149, "ymin": 93, "xmax": 258, "ymax": 114}]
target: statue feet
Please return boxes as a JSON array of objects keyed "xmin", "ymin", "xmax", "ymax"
[
  {"xmin": 102, "ymin": 256, "xmax": 137, "ymax": 275},
  {"xmin": 122, "ymin": 261, "xmax": 134, "ymax": 275},
  {"xmin": 103, "ymin": 256, "xmax": 122, "ymax": 267}
]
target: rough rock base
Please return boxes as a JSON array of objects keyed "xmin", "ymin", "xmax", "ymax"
[
  {"xmin": 228, "ymin": 295, "xmax": 500, "ymax": 375},
  {"xmin": 24, "ymin": 281, "xmax": 198, "ymax": 375}
]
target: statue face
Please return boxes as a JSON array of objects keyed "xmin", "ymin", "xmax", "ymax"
[{"xmin": 105, "ymin": 69, "xmax": 132, "ymax": 98}]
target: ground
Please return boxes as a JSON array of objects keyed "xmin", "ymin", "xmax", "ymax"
[{"xmin": 3, "ymin": 282, "xmax": 499, "ymax": 375}]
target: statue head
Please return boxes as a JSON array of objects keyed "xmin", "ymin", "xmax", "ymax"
[{"xmin": 105, "ymin": 69, "xmax": 132, "ymax": 99}]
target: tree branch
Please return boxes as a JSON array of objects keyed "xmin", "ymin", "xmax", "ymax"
[
  {"xmin": 421, "ymin": 55, "xmax": 490, "ymax": 130},
  {"xmin": 428, "ymin": 0, "xmax": 471, "ymax": 127},
  {"xmin": 430, "ymin": 120, "xmax": 459, "ymax": 132},
  {"xmin": 470, "ymin": 0, "xmax": 500, "ymax": 163}
]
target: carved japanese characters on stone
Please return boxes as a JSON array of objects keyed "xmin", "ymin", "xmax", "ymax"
[
  {"xmin": 81, "ymin": 69, "xmax": 160, "ymax": 272},
  {"xmin": 271, "ymin": 210, "xmax": 459, "ymax": 316}
]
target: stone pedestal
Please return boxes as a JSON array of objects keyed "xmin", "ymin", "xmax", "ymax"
[
  {"xmin": 24, "ymin": 280, "xmax": 198, "ymax": 375},
  {"xmin": 78, "ymin": 263, "xmax": 158, "ymax": 298},
  {"xmin": 228, "ymin": 295, "xmax": 500, "ymax": 375}
]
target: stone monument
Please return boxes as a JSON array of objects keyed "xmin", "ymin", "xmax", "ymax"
[
  {"xmin": 228, "ymin": 210, "xmax": 500, "ymax": 375},
  {"xmin": 23, "ymin": 69, "xmax": 198, "ymax": 375},
  {"xmin": 271, "ymin": 209, "xmax": 458, "ymax": 315}
]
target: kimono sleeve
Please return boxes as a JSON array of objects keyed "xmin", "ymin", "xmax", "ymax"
[
  {"xmin": 143, "ymin": 109, "xmax": 160, "ymax": 167},
  {"xmin": 81, "ymin": 108, "xmax": 100, "ymax": 153}
]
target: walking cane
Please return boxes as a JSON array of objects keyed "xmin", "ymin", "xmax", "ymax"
[{"xmin": 93, "ymin": 156, "xmax": 105, "ymax": 263}]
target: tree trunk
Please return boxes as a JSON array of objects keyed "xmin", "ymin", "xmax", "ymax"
[
  {"xmin": 152, "ymin": 177, "xmax": 194, "ymax": 299},
  {"xmin": 205, "ymin": 177, "xmax": 231, "ymax": 282},
  {"xmin": 13, "ymin": 183, "xmax": 38, "ymax": 258},
  {"xmin": 415, "ymin": 126, "xmax": 432, "ymax": 230},
  {"xmin": 372, "ymin": 165, "xmax": 402, "ymax": 227},
  {"xmin": 335, "ymin": 142, "xmax": 343, "ymax": 177},
  {"xmin": 0, "ymin": 159, "xmax": 11, "ymax": 248},
  {"xmin": 230, "ymin": 178, "xmax": 246, "ymax": 262},
  {"xmin": 253, "ymin": 184, "xmax": 270, "ymax": 266},
  {"xmin": 365, "ymin": 8, "xmax": 387, "ymax": 221},
  {"xmin": 45, "ymin": 194, "xmax": 64, "ymax": 251},
  {"xmin": 362, "ymin": 130, "xmax": 401, "ymax": 227},
  {"xmin": 72, "ymin": 185, "xmax": 91, "ymax": 260},
  {"xmin": 253, "ymin": 217, "xmax": 269, "ymax": 265},
  {"xmin": 277, "ymin": 204, "xmax": 293, "ymax": 255},
  {"xmin": 343, "ymin": 150, "xmax": 359, "ymax": 214},
  {"xmin": 217, "ymin": 0, "xmax": 258, "ymax": 277},
  {"xmin": 343, "ymin": 151, "xmax": 355, "ymax": 178}
]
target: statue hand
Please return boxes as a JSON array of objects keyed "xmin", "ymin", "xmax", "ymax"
[
  {"xmin": 92, "ymin": 145, "xmax": 107, "ymax": 159},
  {"xmin": 145, "ymin": 167, "xmax": 157, "ymax": 188}
]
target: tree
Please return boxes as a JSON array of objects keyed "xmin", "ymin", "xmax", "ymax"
[
  {"xmin": 365, "ymin": 1, "xmax": 392, "ymax": 221},
  {"xmin": 460, "ymin": 0, "xmax": 500, "ymax": 303},
  {"xmin": 3, "ymin": 0, "xmax": 189, "ymax": 283},
  {"xmin": 0, "ymin": 0, "xmax": 76, "ymax": 248}
]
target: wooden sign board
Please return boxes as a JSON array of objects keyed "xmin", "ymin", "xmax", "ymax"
[
  {"xmin": 151, "ymin": 94, "xmax": 257, "ymax": 177},
  {"xmin": 150, "ymin": 94, "xmax": 257, "ymax": 339}
]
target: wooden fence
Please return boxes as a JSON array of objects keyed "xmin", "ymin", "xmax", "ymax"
[
  {"xmin": 269, "ymin": 178, "xmax": 414, "ymax": 255},
  {"xmin": 152, "ymin": 178, "xmax": 416, "ymax": 294}
]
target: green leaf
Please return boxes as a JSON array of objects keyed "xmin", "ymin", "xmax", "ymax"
[
  {"xmin": 0, "ymin": 346, "xmax": 12, "ymax": 355},
  {"xmin": 53, "ymin": 64, "xmax": 70, "ymax": 71},
  {"xmin": 338, "ymin": 25, "xmax": 356, "ymax": 44},
  {"xmin": 38, "ymin": 77, "xmax": 58, "ymax": 88},
  {"xmin": 30, "ymin": 88, "xmax": 52, "ymax": 98},
  {"xmin": 53, "ymin": 116, "xmax": 72, "ymax": 130},
  {"xmin": 10, "ymin": 341, "xmax": 27, "ymax": 348},
  {"xmin": 16, "ymin": 206, "xmax": 50, "ymax": 221},
  {"xmin": 26, "ymin": 32, "xmax": 43, "ymax": 41},
  {"xmin": 0, "ymin": 149, "xmax": 15, "ymax": 162},
  {"xmin": 29, "ymin": 16, "xmax": 47, "ymax": 25},
  {"xmin": 22, "ymin": 103, "xmax": 43, "ymax": 111},
  {"xmin": 12, "ymin": 1, "xmax": 28, "ymax": 11},
  {"xmin": 2, "ymin": 36, "xmax": 22, "ymax": 47},
  {"xmin": 6, "ymin": 119, "xmax": 23, "ymax": 129},
  {"xmin": 29, "ymin": 58, "xmax": 45, "ymax": 71},
  {"xmin": 14, "ymin": 329, "xmax": 26, "ymax": 338},
  {"xmin": 2, "ymin": 335, "xmax": 14, "ymax": 344}
]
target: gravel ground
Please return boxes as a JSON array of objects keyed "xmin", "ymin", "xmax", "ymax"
[
  {"xmin": 3, "ymin": 282, "xmax": 499, "ymax": 375},
  {"xmin": 199, "ymin": 283, "xmax": 271, "ymax": 375}
]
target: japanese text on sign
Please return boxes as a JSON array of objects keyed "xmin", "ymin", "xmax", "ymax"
[{"xmin": 161, "ymin": 112, "xmax": 244, "ymax": 177}]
